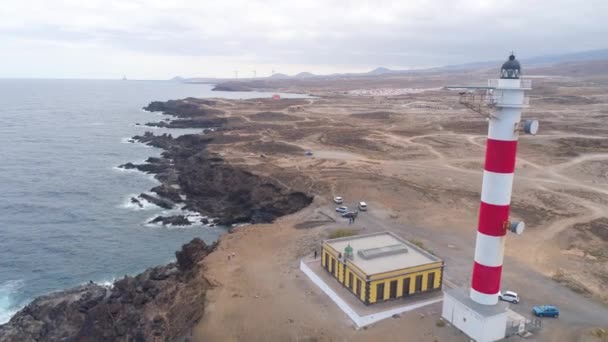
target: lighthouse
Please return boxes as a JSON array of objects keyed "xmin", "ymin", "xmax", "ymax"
[
  {"xmin": 441, "ymin": 54, "xmax": 538, "ymax": 342},
  {"xmin": 471, "ymin": 54, "xmax": 535, "ymax": 305}
]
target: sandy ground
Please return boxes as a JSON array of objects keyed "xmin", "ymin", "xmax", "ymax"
[
  {"xmin": 189, "ymin": 68, "xmax": 608, "ymax": 341},
  {"xmin": 194, "ymin": 207, "xmax": 468, "ymax": 342}
]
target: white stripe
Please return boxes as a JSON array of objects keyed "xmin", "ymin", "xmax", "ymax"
[
  {"xmin": 470, "ymin": 288, "xmax": 499, "ymax": 306},
  {"xmin": 488, "ymin": 107, "xmax": 522, "ymax": 141},
  {"xmin": 474, "ymin": 232, "xmax": 505, "ymax": 267},
  {"xmin": 497, "ymin": 78, "xmax": 522, "ymax": 89},
  {"xmin": 481, "ymin": 171, "xmax": 513, "ymax": 206}
]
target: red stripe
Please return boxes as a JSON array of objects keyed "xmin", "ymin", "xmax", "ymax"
[
  {"xmin": 471, "ymin": 262, "xmax": 502, "ymax": 294},
  {"xmin": 484, "ymin": 139, "xmax": 518, "ymax": 173},
  {"xmin": 478, "ymin": 202, "xmax": 509, "ymax": 236}
]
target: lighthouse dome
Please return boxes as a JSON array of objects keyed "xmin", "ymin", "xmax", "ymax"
[{"xmin": 500, "ymin": 54, "xmax": 521, "ymax": 79}]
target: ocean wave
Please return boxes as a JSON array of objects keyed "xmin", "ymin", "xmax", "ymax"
[
  {"xmin": 139, "ymin": 108, "xmax": 166, "ymax": 116},
  {"xmin": 143, "ymin": 208, "xmax": 218, "ymax": 229},
  {"xmin": 0, "ymin": 280, "xmax": 24, "ymax": 325},
  {"xmin": 120, "ymin": 137, "xmax": 136, "ymax": 144},
  {"xmin": 111, "ymin": 166, "xmax": 149, "ymax": 175},
  {"xmin": 92, "ymin": 277, "xmax": 115, "ymax": 288},
  {"xmin": 120, "ymin": 194, "xmax": 157, "ymax": 211},
  {"xmin": 112, "ymin": 168, "xmax": 158, "ymax": 183}
]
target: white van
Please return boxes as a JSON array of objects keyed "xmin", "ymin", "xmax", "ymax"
[{"xmin": 358, "ymin": 202, "xmax": 367, "ymax": 211}]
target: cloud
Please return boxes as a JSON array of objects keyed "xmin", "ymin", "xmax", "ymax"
[{"xmin": 0, "ymin": 0, "xmax": 606, "ymax": 78}]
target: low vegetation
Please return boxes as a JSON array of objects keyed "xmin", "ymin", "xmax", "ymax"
[
  {"xmin": 328, "ymin": 229, "xmax": 358, "ymax": 239},
  {"xmin": 435, "ymin": 319, "xmax": 446, "ymax": 328},
  {"xmin": 552, "ymin": 269, "xmax": 592, "ymax": 295},
  {"xmin": 410, "ymin": 239, "xmax": 426, "ymax": 249},
  {"xmin": 410, "ymin": 238, "xmax": 436, "ymax": 255},
  {"xmin": 589, "ymin": 328, "xmax": 608, "ymax": 342}
]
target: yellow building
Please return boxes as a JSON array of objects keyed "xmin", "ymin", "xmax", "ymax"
[{"xmin": 321, "ymin": 231, "xmax": 444, "ymax": 304}]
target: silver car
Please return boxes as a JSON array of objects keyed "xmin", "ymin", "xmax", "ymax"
[
  {"xmin": 335, "ymin": 206, "xmax": 348, "ymax": 213},
  {"xmin": 499, "ymin": 291, "xmax": 520, "ymax": 304}
]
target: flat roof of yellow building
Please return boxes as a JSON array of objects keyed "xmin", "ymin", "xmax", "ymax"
[{"xmin": 324, "ymin": 231, "xmax": 441, "ymax": 276}]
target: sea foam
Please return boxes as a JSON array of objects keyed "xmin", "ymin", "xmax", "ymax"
[
  {"xmin": 143, "ymin": 206, "xmax": 217, "ymax": 229},
  {"xmin": 120, "ymin": 194, "xmax": 156, "ymax": 211},
  {"xmin": 0, "ymin": 280, "xmax": 24, "ymax": 324}
]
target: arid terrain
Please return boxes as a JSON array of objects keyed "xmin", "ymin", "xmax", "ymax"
[
  {"xmin": 2, "ymin": 61, "xmax": 606, "ymax": 342},
  {"xmin": 189, "ymin": 64, "xmax": 608, "ymax": 341}
]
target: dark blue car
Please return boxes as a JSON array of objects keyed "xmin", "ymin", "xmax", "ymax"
[{"xmin": 533, "ymin": 305, "xmax": 559, "ymax": 317}]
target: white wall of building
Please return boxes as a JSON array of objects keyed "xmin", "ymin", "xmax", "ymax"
[{"xmin": 442, "ymin": 292, "xmax": 507, "ymax": 342}]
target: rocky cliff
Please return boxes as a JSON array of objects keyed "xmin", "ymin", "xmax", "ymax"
[
  {"xmin": 0, "ymin": 238, "xmax": 215, "ymax": 342},
  {"xmin": 126, "ymin": 99, "xmax": 314, "ymax": 226}
]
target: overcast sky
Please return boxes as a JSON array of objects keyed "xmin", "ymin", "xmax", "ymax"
[{"xmin": 0, "ymin": 0, "xmax": 606, "ymax": 79}]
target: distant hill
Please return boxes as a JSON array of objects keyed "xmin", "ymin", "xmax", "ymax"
[
  {"xmin": 175, "ymin": 48, "xmax": 608, "ymax": 82},
  {"xmin": 294, "ymin": 72, "xmax": 315, "ymax": 78},
  {"xmin": 525, "ymin": 49, "xmax": 608, "ymax": 65},
  {"xmin": 270, "ymin": 73, "xmax": 289, "ymax": 79},
  {"xmin": 367, "ymin": 67, "xmax": 393, "ymax": 75},
  {"xmin": 429, "ymin": 48, "xmax": 608, "ymax": 72}
]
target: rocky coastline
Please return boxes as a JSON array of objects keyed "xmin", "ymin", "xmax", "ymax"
[
  {"xmin": 121, "ymin": 97, "xmax": 314, "ymax": 226},
  {"xmin": 0, "ymin": 238, "xmax": 215, "ymax": 342},
  {"xmin": 0, "ymin": 97, "xmax": 314, "ymax": 341}
]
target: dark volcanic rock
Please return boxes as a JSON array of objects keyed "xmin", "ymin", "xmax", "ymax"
[
  {"xmin": 140, "ymin": 128, "xmax": 313, "ymax": 225},
  {"xmin": 132, "ymin": 132, "xmax": 175, "ymax": 149},
  {"xmin": 176, "ymin": 238, "xmax": 210, "ymax": 271},
  {"xmin": 118, "ymin": 154, "xmax": 173, "ymax": 176},
  {"xmin": 145, "ymin": 118, "xmax": 227, "ymax": 129},
  {"xmin": 119, "ymin": 162, "xmax": 137, "ymax": 170},
  {"xmin": 148, "ymin": 215, "xmax": 191, "ymax": 226},
  {"xmin": 130, "ymin": 197, "xmax": 144, "ymax": 208},
  {"xmin": 128, "ymin": 98, "xmax": 314, "ymax": 225},
  {"xmin": 139, "ymin": 193, "xmax": 174, "ymax": 209},
  {"xmin": 151, "ymin": 184, "xmax": 182, "ymax": 203},
  {"xmin": 124, "ymin": 102, "xmax": 314, "ymax": 225},
  {"xmin": 211, "ymin": 83, "xmax": 252, "ymax": 92},
  {"xmin": 0, "ymin": 239, "xmax": 216, "ymax": 342},
  {"xmin": 177, "ymin": 149, "xmax": 313, "ymax": 225},
  {"xmin": 143, "ymin": 98, "xmax": 222, "ymax": 118}
]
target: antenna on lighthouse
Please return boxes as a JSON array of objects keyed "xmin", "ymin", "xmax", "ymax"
[
  {"xmin": 234, "ymin": 70, "xmax": 238, "ymax": 79},
  {"xmin": 253, "ymin": 69, "xmax": 256, "ymax": 78}
]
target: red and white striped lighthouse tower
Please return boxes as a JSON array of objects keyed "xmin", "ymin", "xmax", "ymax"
[
  {"xmin": 442, "ymin": 54, "xmax": 538, "ymax": 342},
  {"xmin": 470, "ymin": 54, "xmax": 536, "ymax": 305}
]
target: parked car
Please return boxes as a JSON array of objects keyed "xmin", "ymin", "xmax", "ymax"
[
  {"xmin": 533, "ymin": 305, "xmax": 559, "ymax": 318},
  {"xmin": 335, "ymin": 206, "xmax": 348, "ymax": 213},
  {"xmin": 498, "ymin": 291, "xmax": 520, "ymax": 304},
  {"xmin": 333, "ymin": 196, "xmax": 343, "ymax": 204},
  {"xmin": 358, "ymin": 202, "xmax": 367, "ymax": 211},
  {"xmin": 342, "ymin": 211, "xmax": 358, "ymax": 218},
  {"xmin": 305, "ymin": 150, "xmax": 313, "ymax": 156}
]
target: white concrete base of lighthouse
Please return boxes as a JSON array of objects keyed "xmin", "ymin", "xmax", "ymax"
[{"xmin": 442, "ymin": 287, "xmax": 508, "ymax": 342}]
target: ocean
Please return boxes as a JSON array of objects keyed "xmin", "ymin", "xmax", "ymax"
[{"xmin": 0, "ymin": 79, "xmax": 309, "ymax": 324}]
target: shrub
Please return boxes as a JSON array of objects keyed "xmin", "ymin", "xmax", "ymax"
[
  {"xmin": 328, "ymin": 229, "xmax": 358, "ymax": 239},
  {"xmin": 411, "ymin": 238, "xmax": 436, "ymax": 255},
  {"xmin": 590, "ymin": 328, "xmax": 608, "ymax": 341},
  {"xmin": 552, "ymin": 269, "xmax": 591, "ymax": 295}
]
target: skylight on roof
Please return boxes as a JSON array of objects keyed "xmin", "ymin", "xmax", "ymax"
[{"xmin": 357, "ymin": 243, "xmax": 408, "ymax": 259}]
